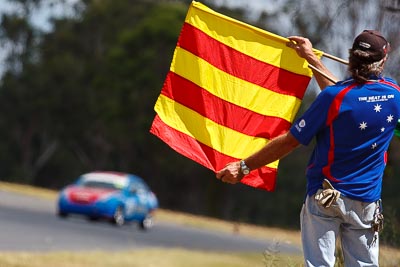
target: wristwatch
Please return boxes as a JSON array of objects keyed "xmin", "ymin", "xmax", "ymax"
[{"xmin": 240, "ymin": 160, "xmax": 250, "ymax": 175}]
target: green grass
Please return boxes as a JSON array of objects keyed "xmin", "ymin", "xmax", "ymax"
[{"xmin": 0, "ymin": 181, "xmax": 399, "ymax": 267}]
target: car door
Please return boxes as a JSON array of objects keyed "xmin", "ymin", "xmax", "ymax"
[{"xmin": 124, "ymin": 182, "xmax": 148, "ymax": 220}]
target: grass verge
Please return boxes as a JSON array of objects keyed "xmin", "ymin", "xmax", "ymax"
[{"xmin": 0, "ymin": 249, "xmax": 305, "ymax": 267}]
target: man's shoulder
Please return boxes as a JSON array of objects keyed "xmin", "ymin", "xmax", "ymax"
[
  {"xmin": 382, "ymin": 76, "xmax": 398, "ymax": 84},
  {"xmin": 335, "ymin": 78, "xmax": 356, "ymax": 87},
  {"xmin": 381, "ymin": 77, "xmax": 400, "ymax": 90},
  {"xmin": 321, "ymin": 79, "xmax": 353, "ymax": 95}
]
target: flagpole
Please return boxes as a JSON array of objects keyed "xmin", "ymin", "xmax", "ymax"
[
  {"xmin": 322, "ymin": 52, "xmax": 349, "ymax": 65},
  {"xmin": 308, "ymin": 64, "xmax": 338, "ymax": 84}
]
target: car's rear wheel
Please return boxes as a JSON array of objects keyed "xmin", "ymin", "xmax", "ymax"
[
  {"xmin": 112, "ymin": 206, "xmax": 125, "ymax": 226},
  {"xmin": 88, "ymin": 216, "xmax": 100, "ymax": 222},
  {"xmin": 138, "ymin": 215, "xmax": 153, "ymax": 230},
  {"xmin": 57, "ymin": 210, "xmax": 68, "ymax": 218}
]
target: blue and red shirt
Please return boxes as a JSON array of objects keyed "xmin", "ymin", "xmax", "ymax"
[{"xmin": 290, "ymin": 76, "xmax": 400, "ymax": 202}]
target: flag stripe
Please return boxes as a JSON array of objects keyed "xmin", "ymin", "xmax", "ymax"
[
  {"xmin": 186, "ymin": 2, "xmax": 322, "ymax": 77},
  {"xmin": 154, "ymin": 93, "xmax": 279, "ymax": 169},
  {"xmin": 162, "ymin": 72, "xmax": 291, "ymax": 139},
  {"xmin": 178, "ymin": 23, "xmax": 310, "ymax": 99},
  {"xmin": 171, "ymin": 47, "xmax": 302, "ymax": 123},
  {"xmin": 150, "ymin": 1, "xmax": 320, "ymax": 192},
  {"xmin": 150, "ymin": 115, "xmax": 277, "ymax": 191}
]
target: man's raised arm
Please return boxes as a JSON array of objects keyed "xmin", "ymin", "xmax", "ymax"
[{"xmin": 287, "ymin": 36, "xmax": 338, "ymax": 90}]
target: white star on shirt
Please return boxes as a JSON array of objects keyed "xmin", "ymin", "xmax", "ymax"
[
  {"xmin": 381, "ymin": 127, "xmax": 385, "ymax": 132},
  {"xmin": 374, "ymin": 104, "xmax": 382, "ymax": 112},
  {"xmin": 359, "ymin": 121, "xmax": 368, "ymax": 130},
  {"xmin": 372, "ymin": 143, "xmax": 378, "ymax": 149},
  {"xmin": 387, "ymin": 115, "xmax": 394, "ymax": 123}
]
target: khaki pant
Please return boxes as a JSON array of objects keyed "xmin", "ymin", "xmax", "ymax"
[{"xmin": 300, "ymin": 194, "xmax": 379, "ymax": 267}]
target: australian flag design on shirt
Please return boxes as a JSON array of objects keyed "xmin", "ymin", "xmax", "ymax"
[{"xmin": 290, "ymin": 77, "xmax": 400, "ymax": 202}]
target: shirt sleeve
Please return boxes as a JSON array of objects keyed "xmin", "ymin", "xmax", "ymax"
[{"xmin": 290, "ymin": 89, "xmax": 334, "ymax": 145}]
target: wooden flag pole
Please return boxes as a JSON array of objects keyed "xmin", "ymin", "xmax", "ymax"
[
  {"xmin": 287, "ymin": 40, "xmax": 349, "ymax": 65},
  {"xmin": 308, "ymin": 63, "xmax": 338, "ymax": 84},
  {"xmin": 323, "ymin": 52, "xmax": 349, "ymax": 65},
  {"xmin": 288, "ymin": 42, "xmax": 349, "ymax": 83}
]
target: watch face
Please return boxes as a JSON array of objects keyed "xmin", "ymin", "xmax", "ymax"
[{"xmin": 240, "ymin": 160, "xmax": 250, "ymax": 175}]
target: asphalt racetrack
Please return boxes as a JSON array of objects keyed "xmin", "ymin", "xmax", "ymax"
[{"xmin": 0, "ymin": 190, "xmax": 301, "ymax": 253}]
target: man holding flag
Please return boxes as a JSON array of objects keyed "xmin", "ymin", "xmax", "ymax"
[
  {"xmin": 217, "ymin": 30, "xmax": 400, "ymax": 266},
  {"xmin": 150, "ymin": 1, "xmax": 324, "ymax": 192}
]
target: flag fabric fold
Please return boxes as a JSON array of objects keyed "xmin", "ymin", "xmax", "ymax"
[{"xmin": 150, "ymin": 1, "xmax": 322, "ymax": 191}]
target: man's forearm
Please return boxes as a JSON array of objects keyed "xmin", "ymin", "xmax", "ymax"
[
  {"xmin": 216, "ymin": 132, "xmax": 301, "ymax": 184},
  {"xmin": 307, "ymin": 56, "xmax": 337, "ymax": 90},
  {"xmin": 244, "ymin": 132, "xmax": 300, "ymax": 171}
]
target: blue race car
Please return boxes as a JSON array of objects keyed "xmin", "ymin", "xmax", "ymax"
[{"xmin": 57, "ymin": 171, "xmax": 158, "ymax": 230}]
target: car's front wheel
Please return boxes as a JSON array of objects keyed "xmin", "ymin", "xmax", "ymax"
[
  {"xmin": 138, "ymin": 215, "xmax": 153, "ymax": 230},
  {"xmin": 112, "ymin": 206, "xmax": 125, "ymax": 226}
]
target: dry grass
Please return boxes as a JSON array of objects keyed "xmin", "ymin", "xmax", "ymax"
[
  {"xmin": 0, "ymin": 249, "xmax": 271, "ymax": 267},
  {"xmin": 0, "ymin": 181, "xmax": 57, "ymax": 200},
  {"xmin": 0, "ymin": 181, "xmax": 399, "ymax": 267}
]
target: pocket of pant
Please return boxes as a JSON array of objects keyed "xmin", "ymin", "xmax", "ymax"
[{"xmin": 309, "ymin": 193, "xmax": 338, "ymax": 218}]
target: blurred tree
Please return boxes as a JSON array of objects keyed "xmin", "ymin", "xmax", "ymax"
[
  {"xmin": 0, "ymin": 0, "xmax": 47, "ymax": 182},
  {"xmin": 0, "ymin": 0, "xmax": 190, "ymax": 187}
]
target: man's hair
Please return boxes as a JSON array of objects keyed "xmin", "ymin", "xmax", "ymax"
[
  {"xmin": 348, "ymin": 49, "xmax": 385, "ymax": 84},
  {"xmin": 348, "ymin": 30, "xmax": 389, "ymax": 84}
]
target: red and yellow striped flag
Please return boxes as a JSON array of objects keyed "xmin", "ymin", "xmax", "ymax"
[{"xmin": 150, "ymin": 1, "xmax": 322, "ymax": 191}]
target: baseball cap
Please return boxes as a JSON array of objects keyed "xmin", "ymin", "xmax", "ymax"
[{"xmin": 352, "ymin": 30, "xmax": 390, "ymax": 61}]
